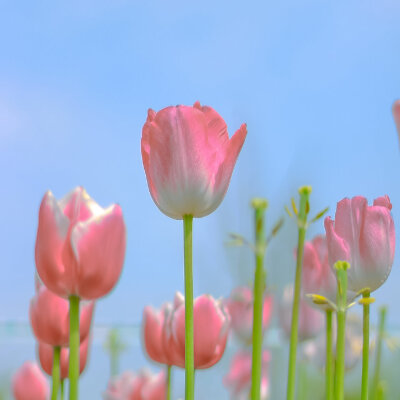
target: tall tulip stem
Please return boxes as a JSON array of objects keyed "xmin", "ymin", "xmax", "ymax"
[
  {"xmin": 335, "ymin": 261, "xmax": 349, "ymax": 400},
  {"xmin": 326, "ymin": 310, "xmax": 334, "ymax": 400},
  {"xmin": 60, "ymin": 379, "xmax": 64, "ymax": 400},
  {"xmin": 183, "ymin": 215, "xmax": 194, "ymax": 400},
  {"xmin": 286, "ymin": 186, "xmax": 311, "ymax": 400},
  {"xmin": 51, "ymin": 346, "xmax": 61, "ymax": 400},
  {"xmin": 250, "ymin": 198, "xmax": 268, "ymax": 400},
  {"xmin": 372, "ymin": 306, "xmax": 387, "ymax": 399},
  {"xmin": 69, "ymin": 295, "xmax": 80, "ymax": 400},
  {"xmin": 361, "ymin": 290, "xmax": 374, "ymax": 400},
  {"xmin": 167, "ymin": 365, "xmax": 172, "ymax": 400}
]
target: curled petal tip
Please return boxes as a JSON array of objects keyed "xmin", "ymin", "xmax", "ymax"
[
  {"xmin": 193, "ymin": 101, "xmax": 202, "ymax": 110},
  {"xmin": 147, "ymin": 109, "xmax": 156, "ymax": 122},
  {"xmin": 373, "ymin": 195, "xmax": 392, "ymax": 210}
]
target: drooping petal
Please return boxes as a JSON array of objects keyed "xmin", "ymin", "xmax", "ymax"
[{"xmin": 70, "ymin": 204, "xmax": 126, "ymax": 299}]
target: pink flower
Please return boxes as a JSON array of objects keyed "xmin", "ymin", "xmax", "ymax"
[
  {"xmin": 35, "ymin": 187, "xmax": 126, "ymax": 300},
  {"xmin": 279, "ymin": 285, "xmax": 324, "ymax": 342},
  {"xmin": 12, "ymin": 361, "xmax": 49, "ymax": 400},
  {"xmin": 224, "ymin": 350, "xmax": 270, "ymax": 400},
  {"xmin": 162, "ymin": 293, "xmax": 230, "ymax": 369},
  {"xmin": 103, "ymin": 370, "xmax": 166, "ymax": 400},
  {"xmin": 38, "ymin": 338, "xmax": 90, "ymax": 379},
  {"xmin": 143, "ymin": 302, "xmax": 173, "ymax": 365},
  {"xmin": 302, "ymin": 235, "xmax": 338, "ymax": 306},
  {"xmin": 141, "ymin": 102, "xmax": 247, "ymax": 219},
  {"xmin": 393, "ymin": 100, "xmax": 400, "ymax": 140},
  {"xmin": 141, "ymin": 371, "xmax": 166, "ymax": 400},
  {"xmin": 30, "ymin": 285, "xmax": 94, "ymax": 347},
  {"xmin": 324, "ymin": 195, "xmax": 395, "ymax": 293},
  {"xmin": 224, "ymin": 286, "xmax": 273, "ymax": 345}
]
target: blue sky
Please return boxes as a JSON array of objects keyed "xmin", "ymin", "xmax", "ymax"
[{"xmin": 1, "ymin": 0, "xmax": 400, "ymax": 332}]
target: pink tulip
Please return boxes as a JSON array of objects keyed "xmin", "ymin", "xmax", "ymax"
[
  {"xmin": 12, "ymin": 361, "xmax": 49, "ymax": 400},
  {"xmin": 38, "ymin": 338, "xmax": 90, "ymax": 379},
  {"xmin": 35, "ymin": 186, "xmax": 126, "ymax": 300},
  {"xmin": 158, "ymin": 292, "xmax": 230, "ymax": 369},
  {"xmin": 224, "ymin": 350, "xmax": 270, "ymax": 400},
  {"xmin": 279, "ymin": 285, "xmax": 324, "ymax": 342},
  {"xmin": 141, "ymin": 371, "xmax": 166, "ymax": 400},
  {"xmin": 141, "ymin": 102, "xmax": 247, "ymax": 219},
  {"xmin": 103, "ymin": 370, "xmax": 165, "ymax": 400},
  {"xmin": 393, "ymin": 100, "xmax": 400, "ymax": 140},
  {"xmin": 142, "ymin": 303, "xmax": 170, "ymax": 365},
  {"xmin": 225, "ymin": 286, "xmax": 273, "ymax": 345},
  {"xmin": 30, "ymin": 285, "xmax": 94, "ymax": 347},
  {"xmin": 324, "ymin": 195, "xmax": 395, "ymax": 293},
  {"xmin": 302, "ymin": 235, "xmax": 338, "ymax": 306}
]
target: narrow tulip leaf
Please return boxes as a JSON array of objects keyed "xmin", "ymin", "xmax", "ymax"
[
  {"xmin": 284, "ymin": 205, "xmax": 293, "ymax": 218},
  {"xmin": 310, "ymin": 207, "xmax": 329, "ymax": 223},
  {"xmin": 291, "ymin": 197, "xmax": 298, "ymax": 216}
]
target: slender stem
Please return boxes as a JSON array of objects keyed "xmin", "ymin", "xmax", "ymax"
[
  {"xmin": 110, "ymin": 353, "xmax": 118, "ymax": 378},
  {"xmin": 51, "ymin": 346, "xmax": 61, "ymax": 400},
  {"xmin": 286, "ymin": 187, "xmax": 311, "ymax": 400},
  {"xmin": 183, "ymin": 215, "xmax": 194, "ymax": 400},
  {"xmin": 250, "ymin": 199, "xmax": 267, "ymax": 400},
  {"xmin": 372, "ymin": 306, "xmax": 387, "ymax": 400},
  {"xmin": 60, "ymin": 379, "xmax": 64, "ymax": 400},
  {"xmin": 167, "ymin": 365, "xmax": 172, "ymax": 400},
  {"xmin": 361, "ymin": 291, "xmax": 371, "ymax": 400},
  {"xmin": 334, "ymin": 261, "xmax": 349, "ymax": 400},
  {"xmin": 326, "ymin": 310, "xmax": 334, "ymax": 400},
  {"xmin": 69, "ymin": 295, "xmax": 80, "ymax": 400}
]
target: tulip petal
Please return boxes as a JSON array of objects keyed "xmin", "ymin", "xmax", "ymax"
[
  {"xmin": 70, "ymin": 204, "xmax": 126, "ymax": 299},
  {"xmin": 143, "ymin": 306, "xmax": 168, "ymax": 364},
  {"xmin": 357, "ymin": 205, "xmax": 395, "ymax": 291},
  {"xmin": 35, "ymin": 191, "xmax": 71, "ymax": 297},
  {"xmin": 324, "ymin": 216, "xmax": 351, "ymax": 268}
]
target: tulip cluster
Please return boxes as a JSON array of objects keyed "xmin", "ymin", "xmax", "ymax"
[{"xmin": 9, "ymin": 99, "xmax": 400, "ymax": 400}]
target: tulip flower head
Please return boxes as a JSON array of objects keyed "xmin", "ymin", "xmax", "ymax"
[
  {"xmin": 145, "ymin": 292, "xmax": 230, "ymax": 369},
  {"xmin": 12, "ymin": 361, "xmax": 49, "ymax": 400},
  {"xmin": 224, "ymin": 350, "xmax": 270, "ymax": 400},
  {"xmin": 141, "ymin": 102, "xmax": 247, "ymax": 219},
  {"xmin": 103, "ymin": 369, "xmax": 166, "ymax": 400},
  {"xmin": 224, "ymin": 286, "xmax": 273, "ymax": 345},
  {"xmin": 35, "ymin": 186, "xmax": 126, "ymax": 300},
  {"xmin": 38, "ymin": 338, "xmax": 90, "ymax": 379},
  {"xmin": 30, "ymin": 285, "xmax": 94, "ymax": 347},
  {"xmin": 393, "ymin": 100, "xmax": 400, "ymax": 142},
  {"xmin": 280, "ymin": 285, "xmax": 324, "ymax": 342},
  {"xmin": 324, "ymin": 195, "xmax": 395, "ymax": 294}
]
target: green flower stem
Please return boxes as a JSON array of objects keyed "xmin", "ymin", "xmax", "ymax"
[
  {"xmin": 326, "ymin": 310, "xmax": 334, "ymax": 400},
  {"xmin": 110, "ymin": 353, "xmax": 118, "ymax": 378},
  {"xmin": 361, "ymin": 290, "xmax": 371, "ymax": 400},
  {"xmin": 60, "ymin": 379, "xmax": 64, "ymax": 400},
  {"xmin": 372, "ymin": 306, "xmax": 387, "ymax": 400},
  {"xmin": 69, "ymin": 295, "xmax": 80, "ymax": 400},
  {"xmin": 51, "ymin": 346, "xmax": 61, "ymax": 400},
  {"xmin": 183, "ymin": 215, "xmax": 194, "ymax": 400},
  {"xmin": 250, "ymin": 198, "xmax": 268, "ymax": 400},
  {"xmin": 167, "ymin": 365, "xmax": 172, "ymax": 400},
  {"xmin": 286, "ymin": 186, "xmax": 311, "ymax": 400},
  {"xmin": 334, "ymin": 261, "xmax": 349, "ymax": 400}
]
